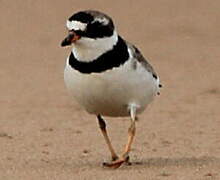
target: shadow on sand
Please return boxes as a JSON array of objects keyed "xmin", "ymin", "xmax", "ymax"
[{"xmin": 130, "ymin": 156, "xmax": 220, "ymax": 168}]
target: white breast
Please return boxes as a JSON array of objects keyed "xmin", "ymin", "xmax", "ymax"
[{"xmin": 64, "ymin": 56, "xmax": 159, "ymax": 117}]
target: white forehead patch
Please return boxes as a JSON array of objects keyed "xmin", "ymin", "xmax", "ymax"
[
  {"xmin": 94, "ymin": 17, "xmax": 109, "ymax": 25},
  {"xmin": 66, "ymin": 20, "xmax": 87, "ymax": 31}
]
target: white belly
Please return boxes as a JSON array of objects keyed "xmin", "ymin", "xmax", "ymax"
[{"xmin": 64, "ymin": 60, "xmax": 159, "ymax": 117}]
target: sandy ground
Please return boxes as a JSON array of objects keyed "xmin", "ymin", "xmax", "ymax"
[{"xmin": 1, "ymin": 0, "xmax": 220, "ymax": 179}]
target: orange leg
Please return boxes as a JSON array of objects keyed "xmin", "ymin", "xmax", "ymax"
[
  {"xmin": 97, "ymin": 115, "xmax": 118, "ymax": 161},
  {"xmin": 103, "ymin": 104, "xmax": 137, "ymax": 169}
]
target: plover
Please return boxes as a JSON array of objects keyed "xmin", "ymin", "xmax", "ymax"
[{"xmin": 61, "ymin": 10, "xmax": 161, "ymax": 168}]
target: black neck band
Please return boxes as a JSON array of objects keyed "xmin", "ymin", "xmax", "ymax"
[{"xmin": 68, "ymin": 36, "xmax": 129, "ymax": 73}]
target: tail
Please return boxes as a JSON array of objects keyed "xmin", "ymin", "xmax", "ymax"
[{"xmin": 156, "ymin": 77, "xmax": 163, "ymax": 95}]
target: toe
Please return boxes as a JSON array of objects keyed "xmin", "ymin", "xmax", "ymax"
[{"xmin": 103, "ymin": 159, "xmax": 125, "ymax": 169}]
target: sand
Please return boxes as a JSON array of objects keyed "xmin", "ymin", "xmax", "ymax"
[{"xmin": 0, "ymin": 0, "xmax": 220, "ymax": 179}]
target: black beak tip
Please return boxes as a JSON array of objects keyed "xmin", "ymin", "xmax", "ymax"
[
  {"xmin": 61, "ymin": 40, "xmax": 64, "ymax": 47},
  {"xmin": 61, "ymin": 38, "xmax": 71, "ymax": 47},
  {"xmin": 61, "ymin": 39, "xmax": 68, "ymax": 47}
]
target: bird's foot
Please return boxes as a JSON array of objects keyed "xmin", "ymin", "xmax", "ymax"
[
  {"xmin": 103, "ymin": 155, "xmax": 131, "ymax": 169},
  {"xmin": 103, "ymin": 158, "xmax": 125, "ymax": 169}
]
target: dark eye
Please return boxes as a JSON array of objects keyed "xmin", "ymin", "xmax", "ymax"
[
  {"xmin": 85, "ymin": 22, "xmax": 114, "ymax": 38},
  {"xmin": 74, "ymin": 30, "xmax": 85, "ymax": 36},
  {"xmin": 69, "ymin": 30, "xmax": 85, "ymax": 37}
]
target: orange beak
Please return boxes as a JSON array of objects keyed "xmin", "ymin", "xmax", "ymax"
[{"xmin": 61, "ymin": 31, "xmax": 81, "ymax": 47}]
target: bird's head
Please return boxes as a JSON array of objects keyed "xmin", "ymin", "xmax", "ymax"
[{"xmin": 61, "ymin": 10, "xmax": 118, "ymax": 61}]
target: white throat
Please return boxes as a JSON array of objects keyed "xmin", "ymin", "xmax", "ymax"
[{"xmin": 71, "ymin": 31, "xmax": 118, "ymax": 62}]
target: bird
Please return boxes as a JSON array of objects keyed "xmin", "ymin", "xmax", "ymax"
[{"xmin": 61, "ymin": 10, "xmax": 161, "ymax": 169}]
